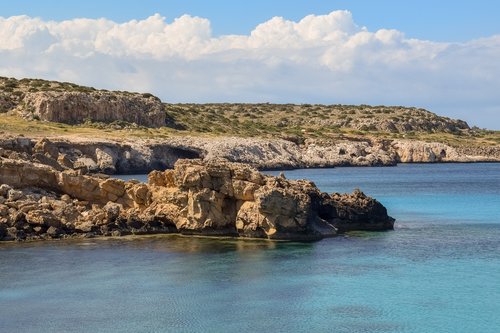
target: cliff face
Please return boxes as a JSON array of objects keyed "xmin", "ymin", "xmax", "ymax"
[
  {"xmin": 0, "ymin": 77, "xmax": 169, "ymax": 127},
  {"xmin": 0, "ymin": 137, "xmax": 202, "ymax": 174},
  {"xmin": 0, "ymin": 158, "xmax": 394, "ymax": 242},
  {"xmin": 168, "ymin": 137, "xmax": 500, "ymax": 166},
  {"xmin": 21, "ymin": 91, "xmax": 166, "ymax": 127},
  {"xmin": 1, "ymin": 136, "xmax": 498, "ymax": 176}
]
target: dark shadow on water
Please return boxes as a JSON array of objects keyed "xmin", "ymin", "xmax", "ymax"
[{"xmin": 0, "ymin": 234, "xmax": 317, "ymax": 255}]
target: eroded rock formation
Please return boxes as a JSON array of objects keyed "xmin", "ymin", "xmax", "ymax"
[
  {"xmin": 0, "ymin": 158, "xmax": 394, "ymax": 242},
  {"xmin": 1, "ymin": 136, "xmax": 498, "ymax": 176},
  {"xmin": 21, "ymin": 91, "xmax": 167, "ymax": 127}
]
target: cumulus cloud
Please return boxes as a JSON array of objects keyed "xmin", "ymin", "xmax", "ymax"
[{"xmin": 0, "ymin": 11, "xmax": 499, "ymax": 128}]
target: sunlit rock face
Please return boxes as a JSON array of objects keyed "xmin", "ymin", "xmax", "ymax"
[{"xmin": 0, "ymin": 158, "xmax": 394, "ymax": 242}]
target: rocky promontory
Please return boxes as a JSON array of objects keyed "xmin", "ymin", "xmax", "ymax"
[
  {"xmin": 0, "ymin": 157, "xmax": 394, "ymax": 242},
  {"xmin": 0, "ymin": 77, "xmax": 497, "ymax": 243}
]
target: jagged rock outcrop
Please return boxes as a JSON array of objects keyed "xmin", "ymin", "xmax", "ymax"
[
  {"xmin": 0, "ymin": 157, "xmax": 148, "ymax": 207},
  {"xmin": 147, "ymin": 159, "xmax": 339, "ymax": 240},
  {"xmin": 20, "ymin": 91, "xmax": 166, "ymax": 127},
  {"xmin": 0, "ymin": 158, "xmax": 394, "ymax": 242},
  {"xmin": 331, "ymin": 189, "xmax": 396, "ymax": 232}
]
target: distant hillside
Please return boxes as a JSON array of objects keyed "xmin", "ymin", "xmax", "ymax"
[
  {"xmin": 0, "ymin": 76, "xmax": 498, "ymax": 148},
  {"xmin": 164, "ymin": 103, "xmax": 470, "ymax": 137}
]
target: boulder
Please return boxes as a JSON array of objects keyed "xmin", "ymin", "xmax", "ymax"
[
  {"xmin": 0, "ymin": 184, "xmax": 12, "ymax": 197},
  {"xmin": 331, "ymin": 189, "xmax": 395, "ymax": 232},
  {"xmin": 46, "ymin": 226, "xmax": 61, "ymax": 238},
  {"xmin": 8, "ymin": 189, "xmax": 24, "ymax": 201},
  {"xmin": 33, "ymin": 138, "xmax": 59, "ymax": 159}
]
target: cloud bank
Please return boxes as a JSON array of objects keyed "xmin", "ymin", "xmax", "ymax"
[{"xmin": 0, "ymin": 11, "xmax": 499, "ymax": 128}]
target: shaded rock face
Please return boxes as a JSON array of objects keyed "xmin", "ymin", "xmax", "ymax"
[
  {"xmin": 22, "ymin": 91, "xmax": 166, "ymax": 127},
  {"xmin": 0, "ymin": 158, "xmax": 394, "ymax": 242},
  {"xmin": 0, "ymin": 137, "xmax": 202, "ymax": 175},
  {"xmin": 331, "ymin": 189, "xmax": 395, "ymax": 232}
]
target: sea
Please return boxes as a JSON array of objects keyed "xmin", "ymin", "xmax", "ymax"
[{"xmin": 1, "ymin": 163, "xmax": 499, "ymax": 333}]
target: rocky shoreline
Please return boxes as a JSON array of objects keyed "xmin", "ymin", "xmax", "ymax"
[
  {"xmin": 0, "ymin": 157, "xmax": 394, "ymax": 242},
  {"xmin": 1, "ymin": 133, "xmax": 497, "ymax": 243},
  {"xmin": 1, "ymin": 77, "xmax": 498, "ymax": 243},
  {"xmin": 1, "ymin": 135, "xmax": 499, "ymax": 175}
]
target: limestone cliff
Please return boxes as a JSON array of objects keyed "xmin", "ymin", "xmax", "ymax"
[
  {"xmin": 1, "ymin": 136, "xmax": 498, "ymax": 176},
  {"xmin": 21, "ymin": 91, "xmax": 166, "ymax": 127},
  {"xmin": 1, "ymin": 77, "xmax": 497, "ymax": 166},
  {"xmin": 0, "ymin": 77, "xmax": 169, "ymax": 127}
]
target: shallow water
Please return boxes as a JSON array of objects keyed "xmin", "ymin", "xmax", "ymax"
[{"xmin": 1, "ymin": 163, "xmax": 499, "ymax": 333}]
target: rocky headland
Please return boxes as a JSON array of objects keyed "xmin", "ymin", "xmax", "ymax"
[
  {"xmin": 0, "ymin": 157, "xmax": 394, "ymax": 242},
  {"xmin": 0, "ymin": 76, "xmax": 498, "ymax": 242}
]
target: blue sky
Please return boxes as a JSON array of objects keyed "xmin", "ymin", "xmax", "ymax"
[
  {"xmin": 1, "ymin": 1, "xmax": 500, "ymax": 128},
  {"xmin": 2, "ymin": 0, "xmax": 499, "ymax": 41}
]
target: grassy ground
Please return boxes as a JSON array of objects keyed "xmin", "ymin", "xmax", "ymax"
[
  {"xmin": 0, "ymin": 114, "xmax": 179, "ymax": 141},
  {"xmin": 162, "ymin": 103, "xmax": 499, "ymax": 146},
  {"xmin": 1, "ymin": 112, "xmax": 498, "ymax": 147}
]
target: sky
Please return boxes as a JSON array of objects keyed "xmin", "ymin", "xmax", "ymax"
[{"xmin": 1, "ymin": 0, "xmax": 500, "ymax": 129}]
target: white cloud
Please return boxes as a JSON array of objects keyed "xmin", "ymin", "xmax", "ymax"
[{"xmin": 0, "ymin": 11, "xmax": 499, "ymax": 128}]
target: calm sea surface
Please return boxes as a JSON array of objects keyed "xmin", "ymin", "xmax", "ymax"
[{"xmin": 1, "ymin": 163, "xmax": 499, "ymax": 333}]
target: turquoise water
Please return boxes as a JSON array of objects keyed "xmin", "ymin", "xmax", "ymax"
[{"xmin": 1, "ymin": 163, "xmax": 499, "ymax": 333}]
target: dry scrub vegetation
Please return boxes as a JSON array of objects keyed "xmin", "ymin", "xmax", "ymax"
[{"xmin": 1, "ymin": 76, "xmax": 498, "ymax": 147}]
